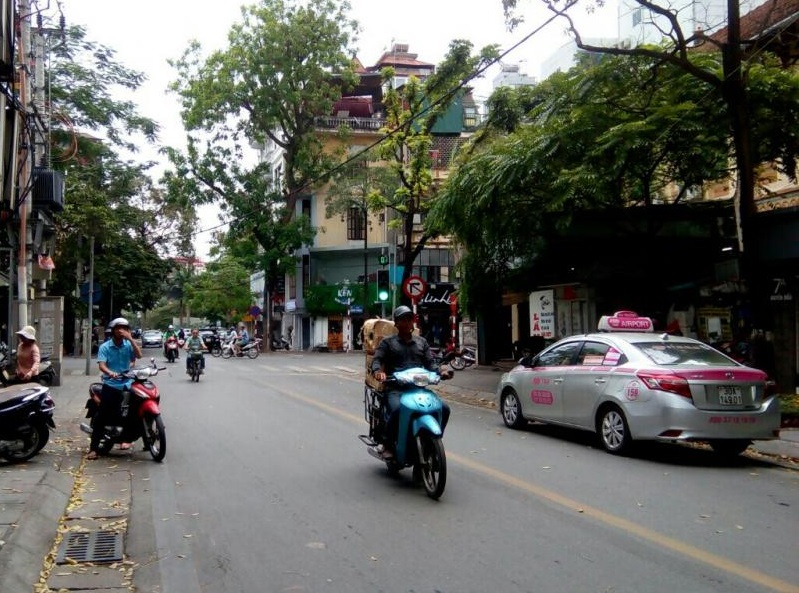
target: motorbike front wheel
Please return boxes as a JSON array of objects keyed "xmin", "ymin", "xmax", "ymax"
[
  {"xmin": 1, "ymin": 423, "xmax": 49, "ymax": 462},
  {"xmin": 143, "ymin": 413, "xmax": 166, "ymax": 462},
  {"xmin": 210, "ymin": 345, "xmax": 222, "ymax": 357},
  {"xmin": 417, "ymin": 433, "xmax": 446, "ymax": 500},
  {"xmin": 221, "ymin": 347, "xmax": 233, "ymax": 359}
]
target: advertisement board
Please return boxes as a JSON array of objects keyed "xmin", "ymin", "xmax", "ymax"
[{"xmin": 529, "ymin": 290, "xmax": 555, "ymax": 339}]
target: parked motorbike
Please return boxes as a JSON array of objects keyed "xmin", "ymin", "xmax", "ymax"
[
  {"xmin": 80, "ymin": 359, "xmax": 167, "ymax": 462},
  {"xmin": 165, "ymin": 336, "xmax": 179, "ymax": 363},
  {"xmin": 0, "ymin": 383, "xmax": 55, "ymax": 463},
  {"xmin": 0, "ymin": 341, "xmax": 56, "ymax": 386},
  {"xmin": 270, "ymin": 335, "xmax": 290, "ymax": 351},
  {"xmin": 208, "ymin": 334, "xmax": 224, "ymax": 357},
  {"xmin": 430, "ymin": 342, "xmax": 458, "ymax": 367},
  {"xmin": 222, "ymin": 337, "xmax": 262, "ymax": 359},
  {"xmin": 450, "ymin": 346, "xmax": 476, "ymax": 371},
  {"xmin": 359, "ymin": 367, "xmax": 448, "ymax": 500},
  {"xmin": 187, "ymin": 352, "xmax": 203, "ymax": 382}
]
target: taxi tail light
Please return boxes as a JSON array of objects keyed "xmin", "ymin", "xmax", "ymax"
[{"xmin": 637, "ymin": 372, "xmax": 692, "ymax": 399}]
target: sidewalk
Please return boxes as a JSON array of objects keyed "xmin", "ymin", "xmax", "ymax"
[{"xmin": 0, "ymin": 356, "xmax": 134, "ymax": 593}]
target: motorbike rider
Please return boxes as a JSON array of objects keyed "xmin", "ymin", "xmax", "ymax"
[
  {"xmin": 233, "ymin": 324, "xmax": 250, "ymax": 357},
  {"xmin": 87, "ymin": 317, "xmax": 142, "ymax": 460},
  {"xmin": 7, "ymin": 325, "xmax": 40, "ymax": 384},
  {"xmin": 370, "ymin": 305, "xmax": 453, "ymax": 458},
  {"xmin": 163, "ymin": 324, "xmax": 179, "ymax": 360},
  {"xmin": 184, "ymin": 327, "xmax": 207, "ymax": 374}
]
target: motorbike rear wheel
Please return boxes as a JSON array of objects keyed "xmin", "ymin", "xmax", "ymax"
[
  {"xmin": 1, "ymin": 423, "xmax": 49, "ymax": 462},
  {"xmin": 246, "ymin": 346, "xmax": 259, "ymax": 359},
  {"xmin": 449, "ymin": 356, "xmax": 466, "ymax": 371},
  {"xmin": 143, "ymin": 413, "xmax": 166, "ymax": 462},
  {"xmin": 417, "ymin": 433, "xmax": 446, "ymax": 500}
]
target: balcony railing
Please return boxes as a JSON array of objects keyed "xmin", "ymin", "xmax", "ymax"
[{"xmin": 314, "ymin": 115, "xmax": 386, "ymax": 131}]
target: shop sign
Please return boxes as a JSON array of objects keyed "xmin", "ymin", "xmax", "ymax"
[
  {"xmin": 530, "ymin": 290, "xmax": 555, "ymax": 338},
  {"xmin": 770, "ymin": 278, "xmax": 793, "ymax": 302},
  {"xmin": 418, "ymin": 287, "xmax": 455, "ymax": 307},
  {"xmin": 336, "ymin": 285, "xmax": 353, "ymax": 306}
]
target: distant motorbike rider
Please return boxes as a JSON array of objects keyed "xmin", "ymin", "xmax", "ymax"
[
  {"xmin": 370, "ymin": 306, "xmax": 452, "ymax": 458},
  {"xmin": 233, "ymin": 324, "xmax": 250, "ymax": 357},
  {"xmin": 184, "ymin": 328, "xmax": 207, "ymax": 374},
  {"xmin": 163, "ymin": 324, "xmax": 179, "ymax": 360},
  {"xmin": 88, "ymin": 317, "xmax": 142, "ymax": 460}
]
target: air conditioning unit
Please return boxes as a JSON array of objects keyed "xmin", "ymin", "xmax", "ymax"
[{"xmin": 32, "ymin": 168, "xmax": 65, "ymax": 212}]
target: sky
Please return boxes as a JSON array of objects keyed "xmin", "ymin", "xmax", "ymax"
[{"xmin": 52, "ymin": 0, "xmax": 620, "ymax": 258}]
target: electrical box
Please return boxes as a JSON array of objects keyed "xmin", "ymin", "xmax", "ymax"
[{"xmin": 32, "ymin": 168, "xmax": 65, "ymax": 212}]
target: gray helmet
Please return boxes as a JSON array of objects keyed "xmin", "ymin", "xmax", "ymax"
[
  {"xmin": 393, "ymin": 305, "xmax": 413, "ymax": 320},
  {"xmin": 109, "ymin": 317, "xmax": 130, "ymax": 329}
]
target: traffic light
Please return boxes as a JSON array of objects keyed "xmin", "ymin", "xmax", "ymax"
[{"xmin": 376, "ymin": 269, "xmax": 390, "ymax": 302}]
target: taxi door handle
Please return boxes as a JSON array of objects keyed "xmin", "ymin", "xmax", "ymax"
[
  {"xmin": 594, "ymin": 378, "xmax": 607, "ymax": 384},
  {"xmin": 553, "ymin": 378, "xmax": 564, "ymax": 384}
]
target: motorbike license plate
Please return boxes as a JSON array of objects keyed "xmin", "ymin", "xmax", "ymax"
[{"xmin": 718, "ymin": 385, "xmax": 742, "ymax": 405}]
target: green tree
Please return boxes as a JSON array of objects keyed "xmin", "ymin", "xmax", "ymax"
[
  {"xmin": 429, "ymin": 51, "xmax": 799, "ymax": 310},
  {"xmin": 184, "ymin": 255, "xmax": 255, "ymax": 324},
  {"xmin": 45, "ymin": 25, "xmax": 185, "ymax": 350},
  {"xmin": 501, "ymin": 0, "xmax": 799, "ymax": 290},
  {"xmin": 372, "ymin": 40, "xmax": 498, "ymax": 290},
  {"xmin": 166, "ymin": 0, "xmax": 358, "ymax": 332}
]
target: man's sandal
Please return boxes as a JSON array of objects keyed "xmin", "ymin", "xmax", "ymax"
[{"xmin": 86, "ymin": 450, "xmax": 99, "ymax": 460}]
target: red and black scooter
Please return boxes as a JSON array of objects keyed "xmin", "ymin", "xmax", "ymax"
[{"xmin": 80, "ymin": 359, "xmax": 167, "ymax": 461}]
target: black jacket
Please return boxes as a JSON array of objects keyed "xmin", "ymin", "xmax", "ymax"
[{"xmin": 370, "ymin": 334, "xmax": 439, "ymax": 376}]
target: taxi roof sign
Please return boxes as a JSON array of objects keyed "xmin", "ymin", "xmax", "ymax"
[{"xmin": 597, "ymin": 310, "xmax": 653, "ymax": 332}]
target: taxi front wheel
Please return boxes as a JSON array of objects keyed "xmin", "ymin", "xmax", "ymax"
[{"xmin": 501, "ymin": 390, "xmax": 526, "ymax": 429}]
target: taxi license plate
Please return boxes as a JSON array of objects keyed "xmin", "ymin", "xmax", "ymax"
[{"xmin": 718, "ymin": 385, "xmax": 742, "ymax": 405}]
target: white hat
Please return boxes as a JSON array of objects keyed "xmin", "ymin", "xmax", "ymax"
[{"xmin": 16, "ymin": 325, "xmax": 36, "ymax": 341}]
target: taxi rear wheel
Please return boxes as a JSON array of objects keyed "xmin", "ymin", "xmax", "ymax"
[
  {"xmin": 598, "ymin": 405, "xmax": 632, "ymax": 455},
  {"xmin": 500, "ymin": 389, "xmax": 526, "ymax": 429}
]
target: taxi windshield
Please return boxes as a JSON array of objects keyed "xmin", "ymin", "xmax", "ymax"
[{"xmin": 633, "ymin": 342, "xmax": 734, "ymax": 366}]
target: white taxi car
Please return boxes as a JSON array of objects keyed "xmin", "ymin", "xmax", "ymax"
[{"xmin": 496, "ymin": 311, "xmax": 781, "ymax": 457}]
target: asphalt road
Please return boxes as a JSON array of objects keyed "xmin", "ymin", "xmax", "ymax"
[{"xmin": 119, "ymin": 350, "xmax": 798, "ymax": 593}]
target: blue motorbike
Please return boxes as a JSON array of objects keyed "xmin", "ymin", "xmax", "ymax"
[{"xmin": 359, "ymin": 367, "xmax": 448, "ymax": 499}]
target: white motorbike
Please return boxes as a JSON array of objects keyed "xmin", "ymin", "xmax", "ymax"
[{"xmin": 221, "ymin": 337, "xmax": 262, "ymax": 359}]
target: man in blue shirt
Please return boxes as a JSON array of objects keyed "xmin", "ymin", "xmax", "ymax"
[{"xmin": 87, "ymin": 317, "xmax": 142, "ymax": 459}]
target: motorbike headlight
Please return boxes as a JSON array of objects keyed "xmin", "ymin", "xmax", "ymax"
[
  {"xmin": 412, "ymin": 374, "xmax": 430, "ymax": 387},
  {"xmin": 134, "ymin": 368, "xmax": 152, "ymax": 380}
]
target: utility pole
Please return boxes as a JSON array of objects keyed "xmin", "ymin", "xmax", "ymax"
[{"xmin": 15, "ymin": 0, "xmax": 32, "ymax": 328}]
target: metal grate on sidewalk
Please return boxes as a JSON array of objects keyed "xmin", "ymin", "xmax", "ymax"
[{"xmin": 55, "ymin": 530, "xmax": 123, "ymax": 564}]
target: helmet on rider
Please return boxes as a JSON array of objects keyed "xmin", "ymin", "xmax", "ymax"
[
  {"xmin": 109, "ymin": 317, "xmax": 130, "ymax": 329},
  {"xmin": 393, "ymin": 305, "xmax": 413, "ymax": 321},
  {"xmin": 168, "ymin": 324, "xmax": 174, "ymax": 330}
]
